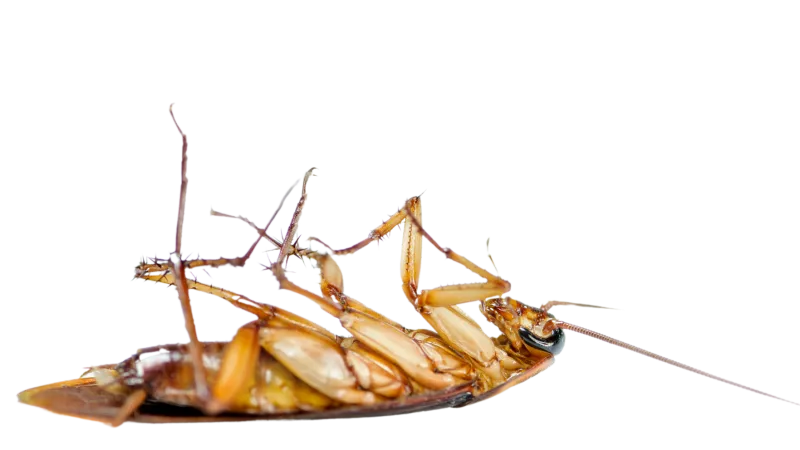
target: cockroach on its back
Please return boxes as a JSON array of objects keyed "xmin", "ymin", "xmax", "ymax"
[{"xmin": 17, "ymin": 108, "xmax": 797, "ymax": 425}]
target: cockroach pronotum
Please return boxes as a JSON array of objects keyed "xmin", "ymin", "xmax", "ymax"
[{"xmin": 17, "ymin": 108, "xmax": 798, "ymax": 426}]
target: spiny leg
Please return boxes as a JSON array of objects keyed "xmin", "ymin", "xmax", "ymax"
[
  {"xmin": 206, "ymin": 213, "xmax": 290, "ymax": 260},
  {"xmin": 199, "ymin": 167, "xmax": 317, "ymax": 271},
  {"xmin": 394, "ymin": 202, "xmax": 511, "ymax": 384},
  {"xmin": 269, "ymin": 220, "xmax": 355, "ymax": 319},
  {"xmin": 149, "ymin": 109, "xmax": 307, "ymax": 411},
  {"xmin": 166, "ymin": 105, "xmax": 210, "ymax": 405},
  {"xmin": 135, "ymin": 271, "xmax": 392, "ymax": 410},
  {"xmin": 155, "ymin": 164, "xmax": 310, "ymax": 271},
  {"xmin": 401, "ymin": 204, "xmax": 511, "ymax": 309},
  {"xmin": 266, "ymin": 261, "xmax": 475, "ymax": 391},
  {"xmin": 277, "ymin": 168, "xmax": 314, "ymax": 263},
  {"xmin": 260, "ymin": 171, "xmax": 350, "ymax": 318},
  {"xmin": 188, "ymin": 175, "xmax": 471, "ymax": 389},
  {"xmin": 252, "ymin": 192, "xmax": 478, "ymax": 390},
  {"xmin": 307, "ymin": 196, "xmax": 509, "ymax": 308},
  {"xmin": 286, "ymin": 193, "xmax": 423, "ymax": 312},
  {"xmin": 272, "ymin": 185, "xmax": 511, "ymax": 389},
  {"xmin": 137, "ymin": 270, "xmax": 338, "ymax": 341},
  {"xmin": 309, "ymin": 196, "xmax": 421, "ymax": 255},
  {"xmin": 134, "ymin": 271, "xmax": 364, "ymax": 410},
  {"xmin": 133, "ymin": 166, "xmax": 320, "ymax": 399},
  {"xmin": 203, "ymin": 168, "xmax": 380, "ymax": 321},
  {"xmin": 135, "ymin": 169, "xmax": 308, "ymax": 280},
  {"xmin": 134, "ymin": 162, "xmax": 330, "ymax": 414}
]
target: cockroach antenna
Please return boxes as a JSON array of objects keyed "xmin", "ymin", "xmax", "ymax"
[{"xmin": 553, "ymin": 319, "xmax": 799, "ymax": 406}]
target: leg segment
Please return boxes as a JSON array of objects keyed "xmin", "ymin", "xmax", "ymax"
[
  {"xmin": 202, "ymin": 176, "xmax": 414, "ymax": 325},
  {"xmin": 263, "ymin": 189, "xmax": 474, "ymax": 390},
  {"xmin": 277, "ymin": 168, "xmax": 314, "ymax": 263},
  {"xmin": 211, "ymin": 319, "xmax": 407, "ymax": 412},
  {"xmin": 257, "ymin": 319, "xmax": 378, "ymax": 405},
  {"xmin": 309, "ymin": 196, "xmax": 421, "ymax": 256},
  {"xmin": 167, "ymin": 106, "xmax": 209, "ymax": 404},
  {"xmin": 109, "ymin": 389, "xmax": 147, "ymax": 427},
  {"xmin": 206, "ymin": 321, "xmax": 262, "ymax": 414},
  {"xmin": 403, "ymin": 204, "xmax": 511, "ymax": 309},
  {"xmin": 137, "ymin": 270, "xmax": 338, "ymax": 342},
  {"xmin": 135, "ymin": 165, "xmax": 315, "ymax": 281},
  {"xmin": 144, "ymin": 109, "xmax": 304, "ymax": 410},
  {"xmin": 273, "ymin": 266, "xmax": 466, "ymax": 389},
  {"xmin": 396, "ymin": 202, "xmax": 514, "ymax": 386}
]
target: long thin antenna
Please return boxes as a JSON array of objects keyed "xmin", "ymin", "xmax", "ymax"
[{"xmin": 556, "ymin": 320, "xmax": 798, "ymax": 406}]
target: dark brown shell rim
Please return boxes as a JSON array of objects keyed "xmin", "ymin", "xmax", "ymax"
[{"xmin": 18, "ymin": 378, "xmax": 476, "ymax": 423}]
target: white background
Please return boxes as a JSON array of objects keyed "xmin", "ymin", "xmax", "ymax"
[{"xmin": 1, "ymin": 2, "xmax": 799, "ymax": 449}]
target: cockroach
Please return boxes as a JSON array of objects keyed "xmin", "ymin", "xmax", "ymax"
[{"xmin": 17, "ymin": 108, "xmax": 797, "ymax": 426}]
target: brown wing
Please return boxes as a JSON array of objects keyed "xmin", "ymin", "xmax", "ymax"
[{"xmin": 18, "ymin": 377, "xmax": 475, "ymax": 423}]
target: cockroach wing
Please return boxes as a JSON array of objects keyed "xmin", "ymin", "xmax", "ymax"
[
  {"xmin": 18, "ymin": 378, "xmax": 474, "ymax": 423},
  {"xmin": 19, "ymin": 378, "xmax": 131, "ymax": 424}
]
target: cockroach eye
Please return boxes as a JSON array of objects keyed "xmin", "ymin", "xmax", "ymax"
[{"xmin": 519, "ymin": 326, "xmax": 565, "ymax": 355}]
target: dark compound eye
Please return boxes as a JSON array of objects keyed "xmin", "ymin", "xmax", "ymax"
[{"xmin": 519, "ymin": 326, "xmax": 565, "ymax": 355}]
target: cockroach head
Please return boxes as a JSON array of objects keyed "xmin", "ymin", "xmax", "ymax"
[{"xmin": 480, "ymin": 297, "xmax": 565, "ymax": 356}]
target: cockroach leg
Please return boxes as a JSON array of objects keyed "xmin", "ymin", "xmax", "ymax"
[
  {"xmin": 258, "ymin": 191, "xmax": 475, "ymax": 391},
  {"xmin": 167, "ymin": 105, "xmax": 210, "ymax": 406},
  {"xmin": 109, "ymin": 389, "xmax": 147, "ymax": 427},
  {"xmin": 401, "ymin": 203, "xmax": 511, "ymax": 310},
  {"xmin": 257, "ymin": 319, "xmax": 381, "ymax": 405},
  {"xmin": 121, "ymin": 290, "xmax": 365, "ymax": 412},
  {"xmin": 305, "ymin": 236, "xmax": 336, "ymax": 252},
  {"xmin": 135, "ymin": 166, "xmax": 312, "ymax": 283},
  {"xmin": 137, "ymin": 270, "xmax": 338, "ymax": 341},
  {"xmin": 261, "ymin": 171, "xmax": 387, "ymax": 317},
  {"xmin": 308, "ymin": 196, "xmax": 421, "ymax": 255},
  {"xmin": 202, "ymin": 169, "xmax": 307, "ymax": 265},
  {"xmin": 393, "ymin": 202, "xmax": 517, "ymax": 385},
  {"xmin": 206, "ymin": 322, "xmax": 262, "ymax": 414},
  {"xmin": 173, "ymin": 203, "xmax": 431, "ymax": 400},
  {"xmin": 276, "ymin": 168, "xmax": 314, "ymax": 264},
  {"xmin": 259, "ymin": 176, "xmax": 408, "ymax": 326},
  {"xmin": 267, "ymin": 261, "xmax": 476, "ymax": 391},
  {"xmin": 181, "ymin": 167, "xmax": 316, "ymax": 270},
  {"xmin": 143, "ymin": 110, "xmax": 314, "ymax": 413},
  {"xmin": 270, "ymin": 264, "xmax": 344, "ymax": 317},
  {"xmin": 206, "ymin": 167, "xmax": 317, "ymax": 268},
  {"xmin": 134, "ymin": 178, "xmax": 298, "ymax": 280},
  {"xmin": 213, "ymin": 315, "xmax": 383, "ymax": 406}
]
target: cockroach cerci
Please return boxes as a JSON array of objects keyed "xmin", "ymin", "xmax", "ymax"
[{"xmin": 17, "ymin": 108, "xmax": 798, "ymax": 426}]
